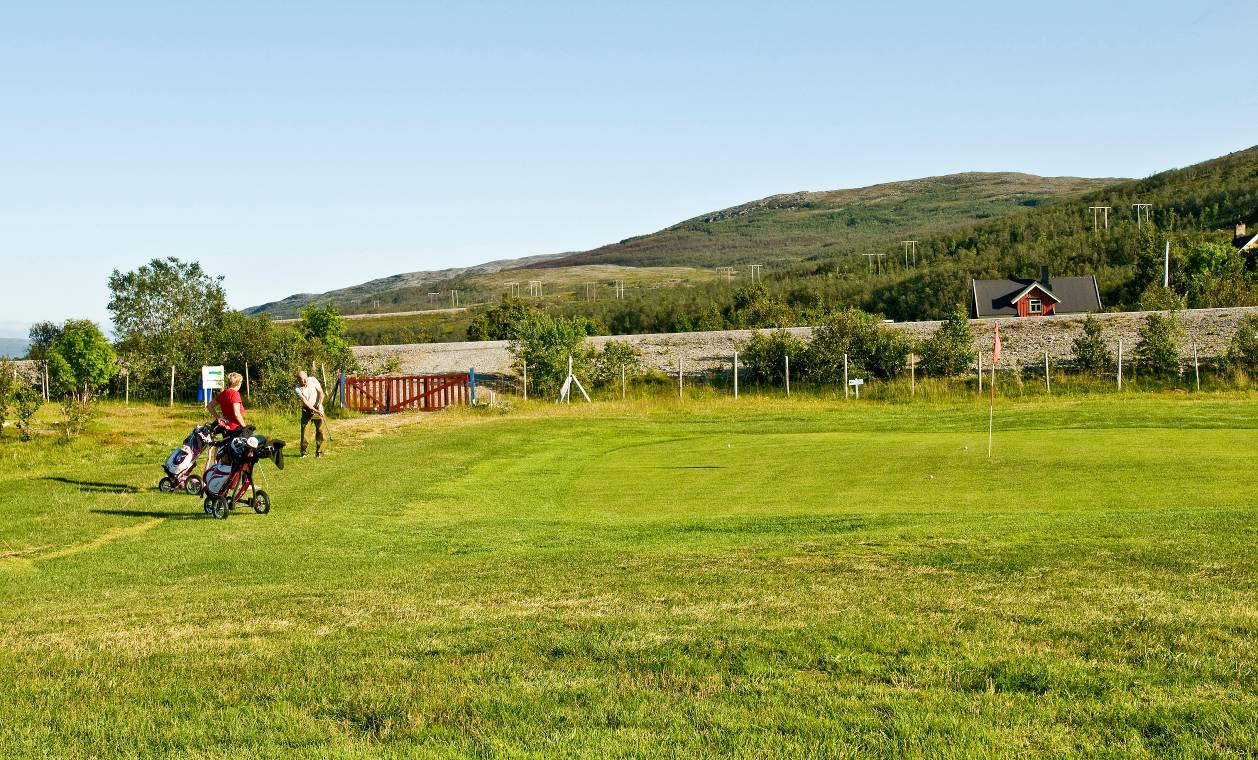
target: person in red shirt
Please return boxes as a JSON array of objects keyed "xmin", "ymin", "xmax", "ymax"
[{"xmin": 215, "ymin": 372, "xmax": 247, "ymax": 431}]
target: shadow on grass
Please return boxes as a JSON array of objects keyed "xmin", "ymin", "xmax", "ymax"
[
  {"xmin": 44, "ymin": 477, "xmax": 141, "ymax": 494},
  {"xmin": 89, "ymin": 508, "xmax": 203, "ymax": 521}
]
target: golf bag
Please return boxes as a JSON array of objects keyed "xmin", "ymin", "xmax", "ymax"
[
  {"xmin": 204, "ymin": 427, "xmax": 286, "ymax": 499},
  {"xmin": 164, "ymin": 423, "xmax": 217, "ymax": 478}
]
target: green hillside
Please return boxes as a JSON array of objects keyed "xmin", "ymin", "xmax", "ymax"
[
  {"xmin": 255, "ymin": 144, "xmax": 1258, "ymax": 343},
  {"xmin": 526, "ymin": 173, "xmax": 1118, "ymax": 269},
  {"xmin": 248, "ymin": 173, "xmax": 1112, "ymax": 321}
]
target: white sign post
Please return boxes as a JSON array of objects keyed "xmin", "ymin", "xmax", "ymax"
[
  {"xmin": 202, "ymin": 365, "xmax": 225, "ymax": 408},
  {"xmin": 848, "ymin": 378, "xmax": 865, "ymax": 399},
  {"xmin": 201, "ymin": 365, "xmax": 225, "ymax": 390}
]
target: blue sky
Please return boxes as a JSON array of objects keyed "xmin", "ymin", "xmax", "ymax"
[{"xmin": 2, "ymin": 0, "xmax": 1254, "ymax": 335}]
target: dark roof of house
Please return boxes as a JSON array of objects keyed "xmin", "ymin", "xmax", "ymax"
[{"xmin": 971, "ymin": 276, "xmax": 1101, "ymax": 318}]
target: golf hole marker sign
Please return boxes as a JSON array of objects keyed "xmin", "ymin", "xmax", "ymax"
[
  {"xmin": 848, "ymin": 377, "xmax": 865, "ymax": 399},
  {"xmin": 202, "ymin": 365, "xmax": 226, "ymax": 390}
]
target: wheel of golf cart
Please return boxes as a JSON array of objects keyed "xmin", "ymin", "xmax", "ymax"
[
  {"xmin": 251, "ymin": 490, "xmax": 271, "ymax": 515},
  {"xmin": 184, "ymin": 475, "xmax": 204, "ymax": 497},
  {"xmin": 211, "ymin": 497, "xmax": 230, "ymax": 520},
  {"xmin": 203, "ymin": 497, "xmax": 214, "ymax": 515},
  {"xmin": 158, "ymin": 476, "xmax": 177, "ymax": 494}
]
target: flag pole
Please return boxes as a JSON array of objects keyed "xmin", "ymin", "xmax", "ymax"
[
  {"xmin": 987, "ymin": 367, "xmax": 995, "ymax": 458},
  {"xmin": 988, "ymin": 322, "xmax": 1000, "ymax": 459}
]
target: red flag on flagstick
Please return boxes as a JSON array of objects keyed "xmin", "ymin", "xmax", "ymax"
[{"xmin": 992, "ymin": 323, "xmax": 1002, "ymax": 365}]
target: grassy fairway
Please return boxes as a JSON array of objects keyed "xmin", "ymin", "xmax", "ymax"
[{"xmin": 1, "ymin": 397, "xmax": 1257, "ymax": 758}]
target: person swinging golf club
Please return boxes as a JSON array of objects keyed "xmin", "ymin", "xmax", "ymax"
[{"xmin": 295, "ymin": 370, "xmax": 326, "ymax": 458}]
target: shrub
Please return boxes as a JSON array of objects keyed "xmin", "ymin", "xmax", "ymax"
[
  {"xmin": 299, "ymin": 305, "xmax": 356, "ymax": 373},
  {"xmin": 1138, "ymin": 286, "xmax": 1186, "ymax": 311},
  {"xmin": 13, "ymin": 384, "xmax": 43, "ymax": 441},
  {"xmin": 510, "ymin": 313, "xmax": 598, "ymax": 399},
  {"xmin": 44, "ymin": 320, "xmax": 117, "ymax": 437},
  {"xmin": 1133, "ymin": 312, "xmax": 1182, "ymax": 379},
  {"xmin": 739, "ymin": 330, "xmax": 807, "ymax": 386},
  {"xmin": 1226, "ymin": 313, "xmax": 1258, "ymax": 377},
  {"xmin": 805, "ymin": 309, "xmax": 910, "ymax": 384},
  {"xmin": 466, "ymin": 298, "xmax": 536, "ymax": 341},
  {"xmin": 1071, "ymin": 313, "xmax": 1113, "ymax": 374},
  {"xmin": 0, "ymin": 359, "xmax": 15, "ymax": 433},
  {"xmin": 919, "ymin": 308, "xmax": 976, "ymax": 377},
  {"xmin": 591, "ymin": 341, "xmax": 642, "ymax": 388}
]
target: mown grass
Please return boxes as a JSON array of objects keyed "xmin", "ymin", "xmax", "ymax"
[{"xmin": 1, "ymin": 394, "xmax": 1257, "ymax": 758}]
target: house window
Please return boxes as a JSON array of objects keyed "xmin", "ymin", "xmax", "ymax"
[{"xmin": 1028, "ymin": 297, "xmax": 1043, "ymax": 314}]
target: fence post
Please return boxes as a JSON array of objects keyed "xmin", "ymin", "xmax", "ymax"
[
  {"xmin": 733, "ymin": 351, "xmax": 739, "ymax": 399},
  {"xmin": 678, "ymin": 357, "xmax": 684, "ymax": 400},
  {"xmin": 522, "ymin": 360, "xmax": 528, "ymax": 401},
  {"xmin": 785, "ymin": 355, "xmax": 790, "ymax": 398},
  {"xmin": 169, "ymin": 365, "xmax": 175, "ymax": 406},
  {"xmin": 43, "ymin": 361, "xmax": 49, "ymax": 401},
  {"xmin": 469, "ymin": 367, "xmax": 477, "ymax": 405},
  {"xmin": 844, "ymin": 354, "xmax": 849, "ymax": 399},
  {"xmin": 978, "ymin": 353, "xmax": 983, "ymax": 393},
  {"xmin": 621, "ymin": 363, "xmax": 626, "ymax": 401},
  {"xmin": 1044, "ymin": 350, "xmax": 1051, "ymax": 393},
  {"xmin": 1117, "ymin": 339, "xmax": 1123, "ymax": 391},
  {"xmin": 244, "ymin": 362, "xmax": 250, "ymax": 399},
  {"xmin": 339, "ymin": 371, "xmax": 346, "ymax": 409},
  {"xmin": 910, "ymin": 353, "xmax": 916, "ymax": 398},
  {"xmin": 124, "ymin": 369, "xmax": 129, "ymax": 405},
  {"xmin": 1193, "ymin": 343, "xmax": 1200, "ymax": 391}
]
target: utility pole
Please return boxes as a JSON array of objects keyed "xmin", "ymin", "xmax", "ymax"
[
  {"xmin": 614, "ymin": 280, "xmax": 625, "ymax": 299},
  {"xmin": 862, "ymin": 253, "xmax": 886, "ymax": 275},
  {"xmin": 585, "ymin": 283, "xmax": 597, "ymax": 302},
  {"xmin": 505, "ymin": 282, "xmax": 521, "ymax": 298},
  {"xmin": 450, "ymin": 290, "xmax": 459, "ymax": 307},
  {"xmin": 528, "ymin": 280, "xmax": 543, "ymax": 298},
  {"xmin": 1089, "ymin": 206, "xmax": 1112, "ymax": 231},
  {"xmin": 749, "ymin": 264, "xmax": 763, "ymax": 284},
  {"xmin": 1163, "ymin": 240, "xmax": 1170, "ymax": 288},
  {"xmin": 901, "ymin": 240, "xmax": 919, "ymax": 267},
  {"xmin": 1132, "ymin": 203, "xmax": 1153, "ymax": 228},
  {"xmin": 717, "ymin": 266, "xmax": 736, "ymax": 284},
  {"xmin": 428, "ymin": 291, "xmax": 441, "ymax": 305}
]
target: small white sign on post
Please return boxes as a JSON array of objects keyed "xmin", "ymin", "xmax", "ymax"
[
  {"xmin": 201, "ymin": 365, "xmax": 225, "ymax": 390},
  {"xmin": 848, "ymin": 378, "xmax": 865, "ymax": 399}
]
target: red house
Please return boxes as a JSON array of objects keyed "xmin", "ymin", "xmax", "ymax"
[{"xmin": 970, "ymin": 268, "xmax": 1102, "ymax": 319}]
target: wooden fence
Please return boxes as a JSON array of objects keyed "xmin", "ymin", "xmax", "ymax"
[{"xmin": 343, "ymin": 372, "xmax": 474, "ymax": 413}]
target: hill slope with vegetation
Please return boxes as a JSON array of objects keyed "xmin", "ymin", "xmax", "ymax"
[
  {"xmin": 248, "ymin": 172, "xmax": 1114, "ymax": 321},
  {"xmin": 525, "ymin": 173, "xmax": 1117, "ymax": 269},
  {"xmin": 252, "ymin": 144, "xmax": 1258, "ymax": 345}
]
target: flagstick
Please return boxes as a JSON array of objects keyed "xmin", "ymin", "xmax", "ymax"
[
  {"xmin": 988, "ymin": 323, "xmax": 999, "ymax": 459},
  {"xmin": 987, "ymin": 362, "xmax": 995, "ymax": 458}
]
